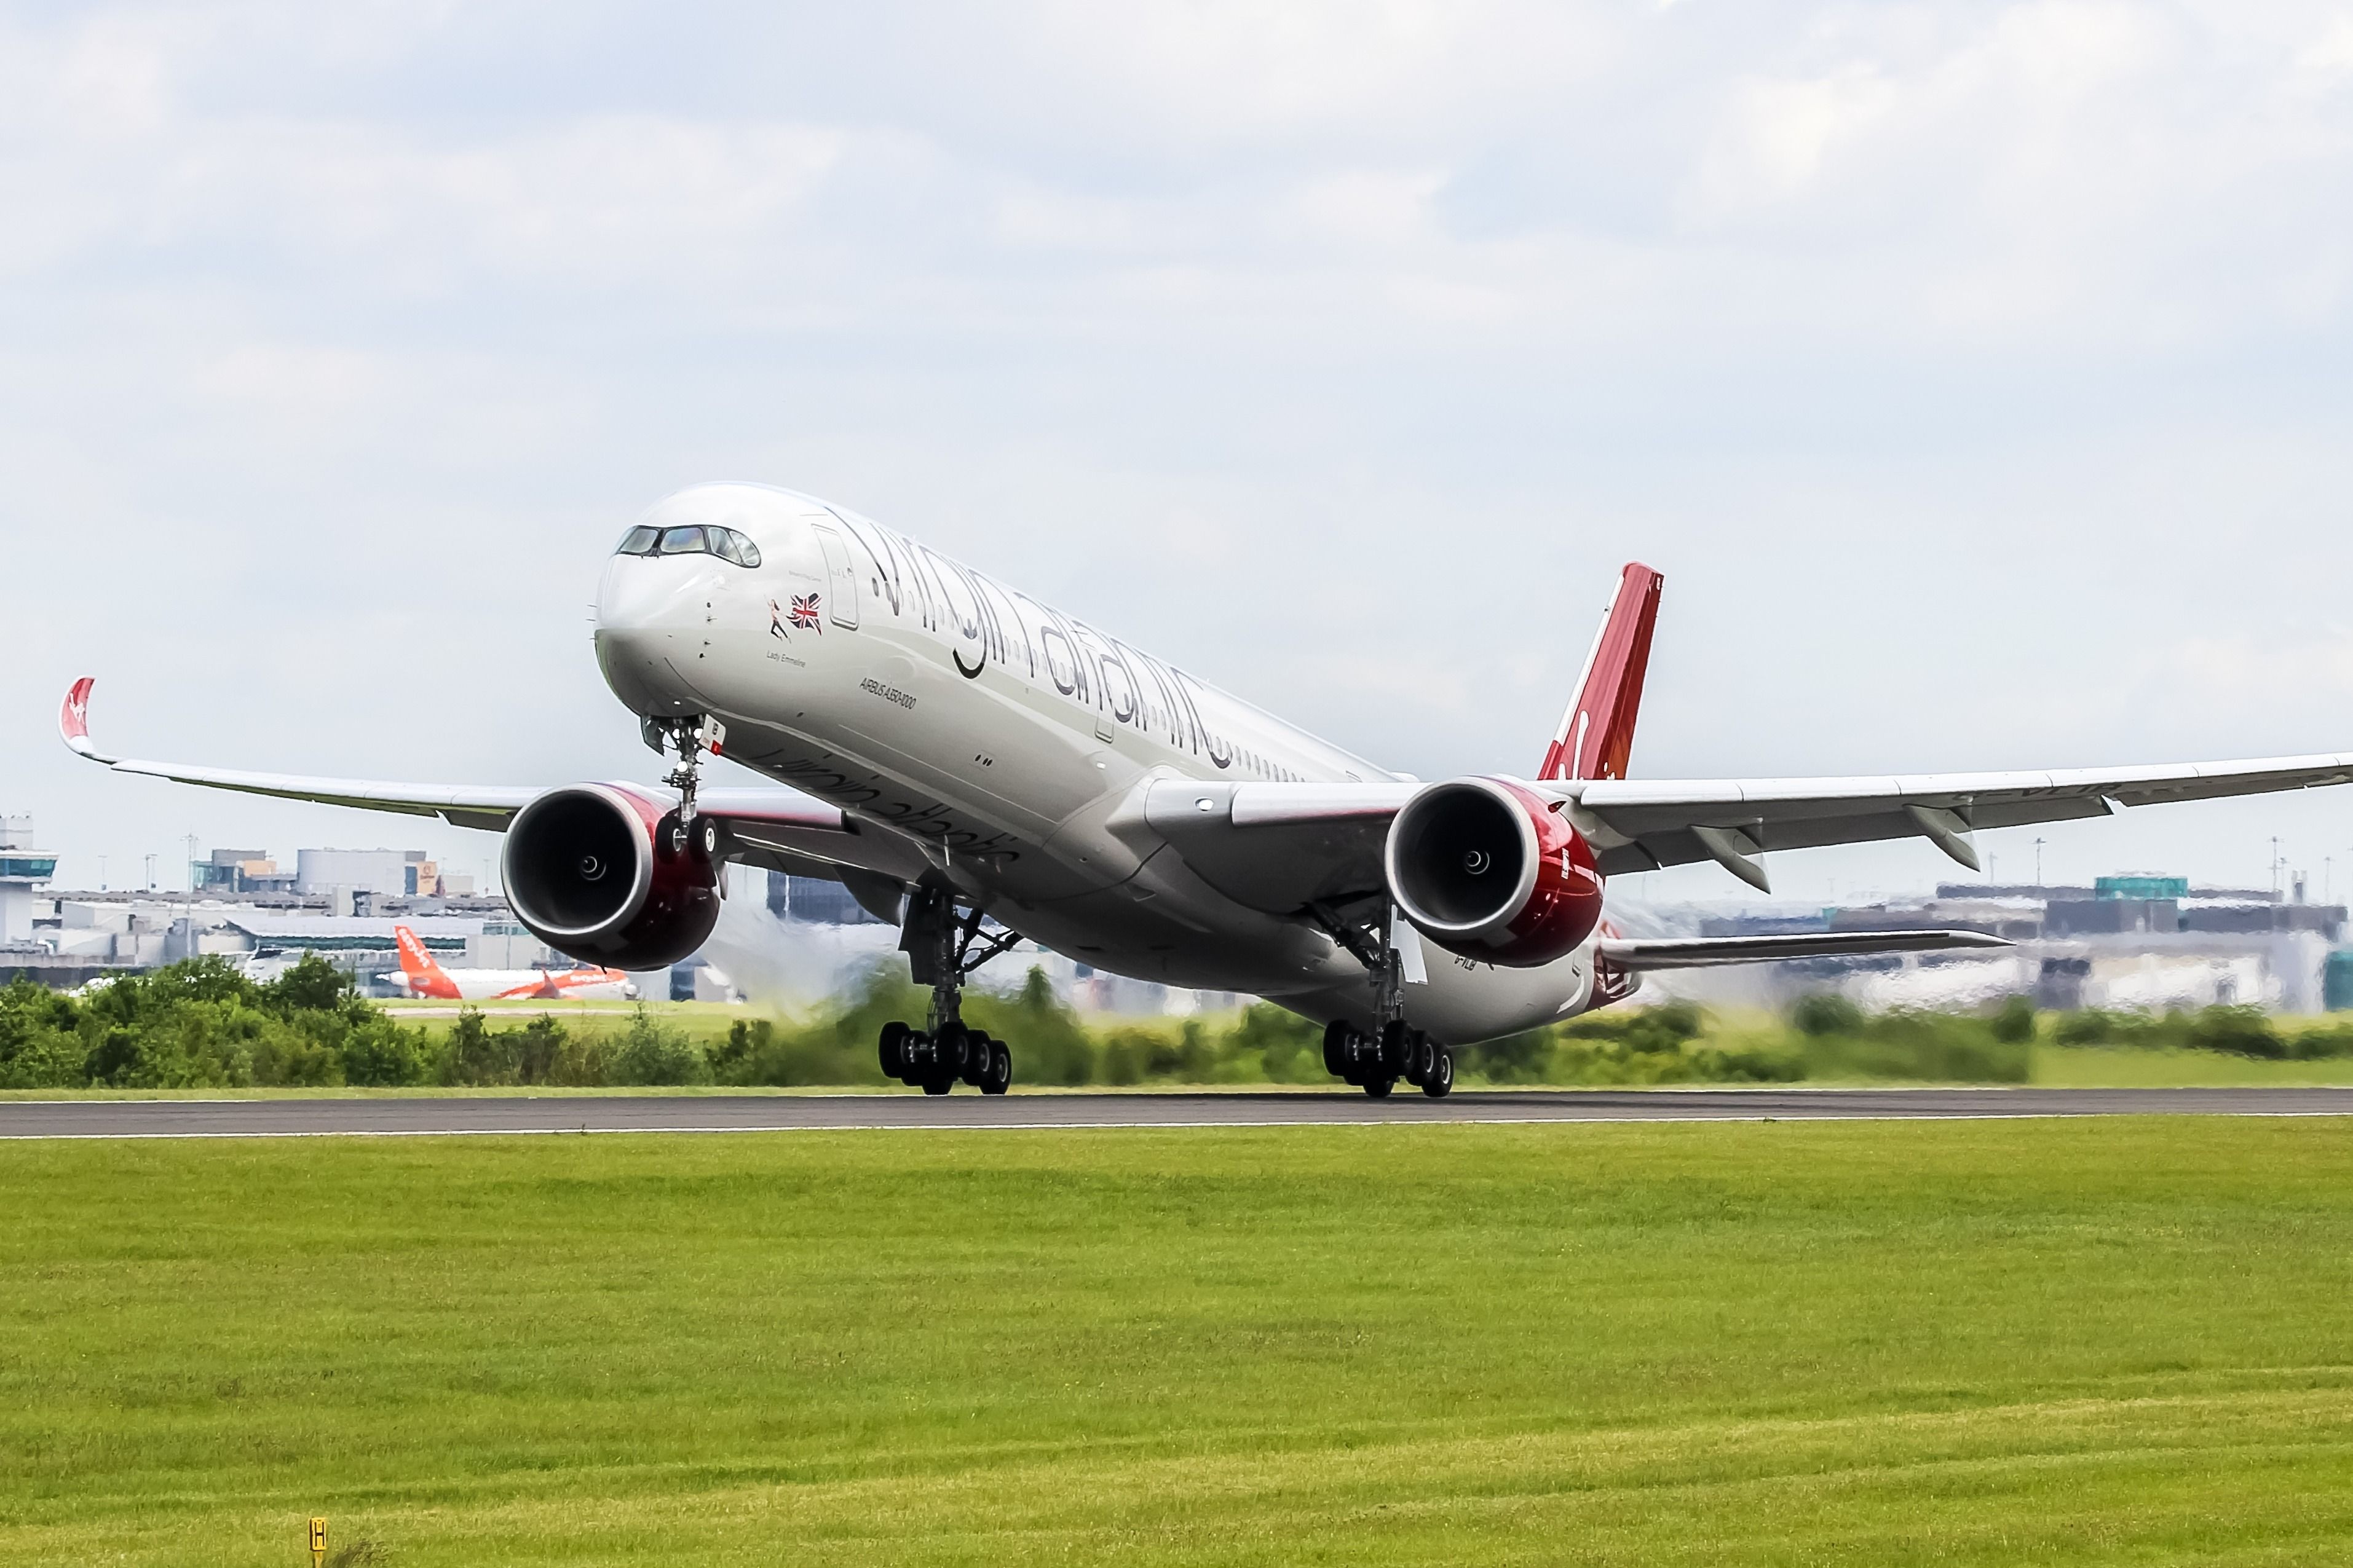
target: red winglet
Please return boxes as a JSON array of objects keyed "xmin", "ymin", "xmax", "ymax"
[
  {"xmin": 1538, "ymin": 564, "xmax": 1664, "ymax": 782},
  {"xmin": 60, "ymin": 677, "xmax": 95, "ymax": 750}
]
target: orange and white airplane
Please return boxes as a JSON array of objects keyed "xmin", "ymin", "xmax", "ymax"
[{"xmin": 386, "ymin": 925, "xmax": 637, "ymax": 1001}]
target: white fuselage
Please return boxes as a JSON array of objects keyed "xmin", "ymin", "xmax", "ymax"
[
  {"xmin": 387, "ymin": 968, "xmax": 638, "ymax": 1001},
  {"xmin": 594, "ymin": 484, "xmax": 1600, "ymax": 1042}
]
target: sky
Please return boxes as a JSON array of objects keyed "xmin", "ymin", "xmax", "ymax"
[{"xmin": 6, "ymin": 0, "xmax": 2353, "ymax": 910}]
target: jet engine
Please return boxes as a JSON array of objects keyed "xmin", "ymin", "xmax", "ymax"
[
  {"xmin": 502, "ymin": 784, "xmax": 721, "ymax": 971},
  {"xmin": 1383, "ymin": 776, "xmax": 1604, "ymax": 967}
]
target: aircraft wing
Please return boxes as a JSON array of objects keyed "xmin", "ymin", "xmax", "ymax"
[
  {"xmin": 1596, "ymin": 929, "xmax": 2012, "ymax": 971},
  {"xmin": 1144, "ymin": 748, "xmax": 2353, "ymax": 910},
  {"xmin": 58, "ymin": 677, "xmax": 856, "ymax": 843},
  {"xmin": 1570, "ymin": 754, "xmax": 2353, "ymax": 888}
]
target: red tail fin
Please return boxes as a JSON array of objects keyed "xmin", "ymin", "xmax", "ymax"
[
  {"xmin": 1537, "ymin": 563, "xmax": 1664, "ymax": 782},
  {"xmin": 393, "ymin": 925, "xmax": 460, "ymax": 999}
]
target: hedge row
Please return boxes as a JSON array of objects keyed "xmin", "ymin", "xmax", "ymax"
[{"xmin": 8, "ymin": 956, "xmax": 2347, "ymax": 1092}]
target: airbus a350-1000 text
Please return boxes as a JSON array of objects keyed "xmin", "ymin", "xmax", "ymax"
[{"xmin": 58, "ymin": 484, "xmax": 2353, "ymax": 1097}]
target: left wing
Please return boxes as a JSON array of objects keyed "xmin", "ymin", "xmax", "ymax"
[
  {"xmin": 1597, "ymin": 929, "xmax": 2011, "ymax": 972},
  {"xmin": 1142, "ymin": 744, "xmax": 2353, "ymax": 912}
]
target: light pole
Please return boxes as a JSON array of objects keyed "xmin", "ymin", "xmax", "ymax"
[{"xmin": 2033, "ymin": 838, "xmax": 2045, "ymax": 887}]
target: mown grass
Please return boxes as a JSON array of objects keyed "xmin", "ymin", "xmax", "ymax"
[{"xmin": 6, "ymin": 1120, "xmax": 2353, "ymax": 1564}]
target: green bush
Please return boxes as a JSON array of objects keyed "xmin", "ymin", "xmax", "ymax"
[
  {"xmin": 1793, "ymin": 993, "xmax": 1866, "ymax": 1038},
  {"xmin": 0, "ymin": 955, "xmax": 435, "ymax": 1090},
  {"xmin": 2186, "ymin": 1006, "xmax": 2284, "ymax": 1059},
  {"xmin": 608, "ymin": 1007, "xmax": 710, "ymax": 1086}
]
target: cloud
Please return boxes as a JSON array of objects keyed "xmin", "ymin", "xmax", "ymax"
[{"xmin": 5, "ymin": 1, "xmax": 2353, "ymax": 897}]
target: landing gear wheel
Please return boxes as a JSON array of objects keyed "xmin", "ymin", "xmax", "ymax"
[
  {"xmin": 1421, "ymin": 1049, "xmax": 1454, "ymax": 1099},
  {"xmin": 688, "ymin": 813, "xmax": 721, "ymax": 864},
  {"xmin": 934, "ymin": 1021, "xmax": 972, "ymax": 1078},
  {"xmin": 879, "ymin": 1020, "xmax": 911, "ymax": 1079},
  {"xmin": 1409, "ymin": 1032, "xmax": 1436, "ymax": 1086},
  {"xmin": 1362, "ymin": 1076, "xmax": 1394, "ymax": 1099},
  {"xmin": 654, "ymin": 809, "xmax": 686, "ymax": 862},
  {"xmin": 1322, "ymin": 1020, "xmax": 1350, "ymax": 1078},
  {"xmin": 959, "ymin": 1029, "xmax": 995, "ymax": 1088},
  {"xmin": 922, "ymin": 1076, "xmax": 955, "ymax": 1095},
  {"xmin": 1380, "ymin": 1020, "xmax": 1411, "ymax": 1077},
  {"xmin": 981, "ymin": 1041, "xmax": 1012, "ymax": 1095},
  {"xmin": 898, "ymin": 1030, "xmax": 933, "ymax": 1084}
]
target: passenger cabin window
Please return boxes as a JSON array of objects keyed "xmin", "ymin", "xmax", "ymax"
[{"xmin": 615, "ymin": 524, "xmax": 761, "ymax": 567}]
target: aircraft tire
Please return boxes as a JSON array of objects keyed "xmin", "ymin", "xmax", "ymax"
[
  {"xmin": 1321, "ymin": 1021, "xmax": 1350, "ymax": 1078},
  {"xmin": 1410, "ymin": 1033, "xmax": 1436, "ymax": 1085},
  {"xmin": 879, "ymin": 1020, "xmax": 910, "ymax": 1078},
  {"xmin": 1421, "ymin": 1050, "xmax": 1454, "ymax": 1099},
  {"xmin": 1362, "ymin": 1076, "xmax": 1394, "ymax": 1099},
  {"xmin": 921, "ymin": 1076, "xmax": 954, "ymax": 1095},
  {"xmin": 935, "ymin": 1021, "xmax": 971, "ymax": 1076},
  {"xmin": 1380, "ymin": 1020, "xmax": 1411, "ymax": 1076},
  {"xmin": 898, "ymin": 1030, "xmax": 931, "ymax": 1084},
  {"xmin": 959, "ymin": 1030, "xmax": 994, "ymax": 1087},
  {"xmin": 982, "ymin": 1041, "xmax": 1011, "ymax": 1095}
]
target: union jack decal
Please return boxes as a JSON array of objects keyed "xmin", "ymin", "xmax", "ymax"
[{"xmin": 789, "ymin": 593, "xmax": 823, "ymax": 632}]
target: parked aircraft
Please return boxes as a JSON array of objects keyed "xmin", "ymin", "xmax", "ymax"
[
  {"xmin": 383, "ymin": 924, "xmax": 635, "ymax": 1002},
  {"xmin": 59, "ymin": 484, "xmax": 2353, "ymax": 1097}
]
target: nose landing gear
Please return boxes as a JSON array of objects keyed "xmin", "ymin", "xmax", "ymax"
[{"xmin": 876, "ymin": 883, "xmax": 1022, "ymax": 1095}]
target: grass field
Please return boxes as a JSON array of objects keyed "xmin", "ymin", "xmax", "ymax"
[{"xmin": 7, "ymin": 1121, "xmax": 2353, "ymax": 1565}]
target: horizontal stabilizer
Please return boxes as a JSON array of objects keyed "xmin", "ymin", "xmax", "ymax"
[{"xmin": 1597, "ymin": 928, "xmax": 2012, "ymax": 972}]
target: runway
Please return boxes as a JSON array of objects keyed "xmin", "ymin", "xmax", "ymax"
[{"xmin": 3, "ymin": 1086, "xmax": 2353, "ymax": 1138}]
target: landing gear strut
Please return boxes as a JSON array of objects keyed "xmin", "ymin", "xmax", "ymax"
[
  {"xmin": 877, "ymin": 883, "xmax": 1020, "ymax": 1095},
  {"xmin": 645, "ymin": 713, "xmax": 728, "ymax": 869},
  {"xmin": 1309, "ymin": 899, "xmax": 1453, "ymax": 1099}
]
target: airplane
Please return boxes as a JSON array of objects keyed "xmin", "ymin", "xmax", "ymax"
[
  {"xmin": 384, "ymin": 923, "xmax": 637, "ymax": 1002},
  {"xmin": 56, "ymin": 482, "xmax": 2353, "ymax": 1099}
]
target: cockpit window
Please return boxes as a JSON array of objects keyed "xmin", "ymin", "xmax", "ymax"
[{"xmin": 615, "ymin": 523, "xmax": 762, "ymax": 568}]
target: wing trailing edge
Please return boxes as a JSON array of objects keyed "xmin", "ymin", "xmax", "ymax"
[{"xmin": 1597, "ymin": 928, "xmax": 2012, "ymax": 972}]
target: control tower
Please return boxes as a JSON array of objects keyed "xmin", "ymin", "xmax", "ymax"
[{"xmin": 0, "ymin": 817, "xmax": 58, "ymax": 947}]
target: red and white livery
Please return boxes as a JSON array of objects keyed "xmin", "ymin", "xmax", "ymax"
[{"xmin": 57, "ymin": 483, "xmax": 2353, "ymax": 1097}]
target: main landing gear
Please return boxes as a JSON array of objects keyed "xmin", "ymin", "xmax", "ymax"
[
  {"xmin": 1320, "ymin": 1018, "xmax": 1453, "ymax": 1099},
  {"xmin": 877, "ymin": 882, "xmax": 1019, "ymax": 1095},
  {"xmin": 1307, "ymin": 900, "xmax": 1453, "ymax": 1099}
]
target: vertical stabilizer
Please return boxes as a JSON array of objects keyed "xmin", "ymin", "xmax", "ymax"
[
  {"xmin": 1537, "ymin": 563, "xmax": 1664, "ymax": 782},
  {"xmin": 393, "ymin": 925, "xmax": 461, "ymax": 1000}
]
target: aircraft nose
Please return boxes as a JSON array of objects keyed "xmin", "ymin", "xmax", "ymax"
[{"xmin": 595, "ymin": 556, "xmax": 712, "ymax": 716}]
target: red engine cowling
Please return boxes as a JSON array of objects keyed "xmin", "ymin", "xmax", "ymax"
[
  {"xmin": 501, "ymin": 784, "xmax": 721, "ymax": 971},
  {"xmin": 1383, "ymin": 776, "xmax": 1604, "ymax": 967}
]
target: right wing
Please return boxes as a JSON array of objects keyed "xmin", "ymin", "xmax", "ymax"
[
  {"xmin": 57, "ymin": 679, "xmax": 914, "ymax": 883},
  {"xmin": 61, "ymin": 678, "xmax": 541, "ymax": 833}
]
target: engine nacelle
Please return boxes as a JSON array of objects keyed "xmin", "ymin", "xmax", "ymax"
[
  {"xmin": 1384, "ymin": 775, "xmax": 1604, "ymax": 967},
  {"xmin": 501, "ymin": 784, "xmax": 720, "ymax": 971}
]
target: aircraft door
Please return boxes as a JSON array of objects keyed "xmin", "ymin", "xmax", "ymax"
[{"xmin": 812, "ymin": 524, "xmax": 860, "ymax": 630}]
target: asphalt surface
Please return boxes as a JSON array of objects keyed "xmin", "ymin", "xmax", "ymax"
[{"xmin": 3, "ymin": 1087, "xmax": 2352, "ymax": 1138}]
